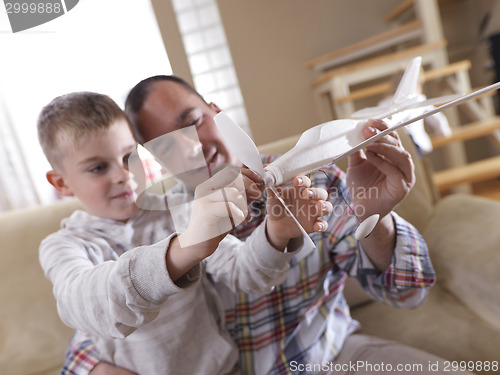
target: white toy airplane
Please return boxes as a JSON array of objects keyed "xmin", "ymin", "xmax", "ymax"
[
  {"xmin": 215, "ymin": 56, "xmax": 500, "ymax": 242},
  {"xmin": 349, "ymin": 56, "xmax": 459, "ymax": 120}
]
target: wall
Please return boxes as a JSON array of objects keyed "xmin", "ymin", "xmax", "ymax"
[
  {"xmin": 440, "ymin": 0, "xmax": 496, "ymax": 87},
  {"xmin": 152, "ymin": 0, "xmax": 497, "ymax": 146},
  {"xmin": 217, "ymin": 0, "xmax": 401, "ymax": 145}
]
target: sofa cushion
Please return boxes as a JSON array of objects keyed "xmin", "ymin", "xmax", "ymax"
[
  {"xmin": 0, "ymin": 199, "xmax": 80, "ymax": 375},
  {"xmin": 351, "ymin": 283, "xmax": 500, "ymax": 365},
  {"xmin": 422, "ymin": 194, "xmax": 500, "ymax": 330}
]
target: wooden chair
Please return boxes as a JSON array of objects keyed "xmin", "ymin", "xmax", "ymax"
[
  {"xmin": 306, "ymin": 0, "xmax": 449, "ymax": 121},
  {"xmin": 322, "ymin": 60, "xmax": 500, "ymax": 194}
]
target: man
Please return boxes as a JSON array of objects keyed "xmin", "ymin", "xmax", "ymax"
[{"xmin": 65, "ymin": 75, "xmax": 453, "ymax": 375}]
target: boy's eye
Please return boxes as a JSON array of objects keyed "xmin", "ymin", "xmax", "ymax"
[
  {"xmin": 188, "ymin": 116, "xmax": 202, "ymax": 127},
  {"xmin": 89, "ymin": 164, "xmax": 106, "ymax": 174}
]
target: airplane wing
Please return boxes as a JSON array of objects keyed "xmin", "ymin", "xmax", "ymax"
[
  {"xmin": 333, "ymin": 81, "xmax": 500, "ymax": 165},
  {"xmin": 353, "ymin": 93, "xmax": 462, "ymax": 120}
]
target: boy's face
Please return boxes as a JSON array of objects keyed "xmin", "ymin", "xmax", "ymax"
[{"xmin": 48, "ymin": 120, "xmax": 139, "ymax": 222}]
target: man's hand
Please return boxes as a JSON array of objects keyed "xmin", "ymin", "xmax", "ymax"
[
  {"xmin": 346, "ymin": 119, "xmax": 415, "ymax": 221},
  {"xmin": 240, "ymin": 168, "xmax": 264, "ymax": 205},
  {"xmin": 346, "ymin": 119, "xmax": 414, "ymax": 271},
  {"xmin": 265, "ymin": 175, "xmax": 332, "ymax": 250}
]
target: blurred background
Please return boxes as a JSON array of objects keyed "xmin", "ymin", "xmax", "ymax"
[{"xmin": 1, "ymin": 0, "xmax": 499, "ymax": 211}]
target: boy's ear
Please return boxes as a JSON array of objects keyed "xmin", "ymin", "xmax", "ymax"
[
  {"xmin": 209, "ymin": 102, "xmax": 222, "ymax": 113},
  {"xmin": 46, "ymin": 170, "xmax": 74, "ymax": 197}
]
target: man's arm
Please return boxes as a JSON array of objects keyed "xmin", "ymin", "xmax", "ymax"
[
  {"xmin": 61, "ymin": 333, "xmax": 100, "ymax": 375},
  {"xmin": 321, "ymin": 119, "xmax": 435, "ymax": 307},
  {"xmin": 347, "ymin": 119, "xmax": 415, "ymax": 272},
  {"xmin": 314, "ymin": 164, "xmax": 435, "ymax": 309},
  {"xmin": 264, "ymin": 175, "xmax": 332, "ymax": 250}
]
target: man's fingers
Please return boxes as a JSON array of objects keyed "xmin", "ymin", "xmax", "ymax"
[
  {"xmin": 292, "ymin": 175, "xmax": 311, "ymax": 188},
  {"xmin": 365, "ymin": 142, "xmax": 414, "ymax": 182},
  {"xmin": 366, "ymin": 118, "xmax": 388, "ymax": 129},
  {"xmin": 317, "ymin": 200, "xmax": 333, "ymax": 216},
  {"xmin": 301, "ymin": 187, "xmax": 328, "ymax": 201},
  {"xmin": 313, "ymin": 219, "xmax": 328, "ymax": 232},
  {"xmin": 363, "ymin": 119, "xmax": 399, "ymax": 144},
  {"xmin": 241, "ymin": 168, "xmax": 263, "ymax": 183}
]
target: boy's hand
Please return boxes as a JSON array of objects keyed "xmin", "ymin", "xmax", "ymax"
[
  {"xmin": 178, "ymin": 166, "xmax": 250, "ymax": 250},
  {"xmin": 168, "ymin": 167, "xmax": 253, "ymax": 281},
  {"xmin": 265, "ymin": 175, "xmax": 332, "ymax": 250}
]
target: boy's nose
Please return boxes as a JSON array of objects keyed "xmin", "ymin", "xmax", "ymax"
[{"xmin": 112, "ymin": 164, "xmax": 131, "ymax": 184}]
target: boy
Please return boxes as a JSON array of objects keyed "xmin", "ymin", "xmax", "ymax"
[{"xmin": 38, "ymin": 92, "xmax": 331, "ymax": 374}]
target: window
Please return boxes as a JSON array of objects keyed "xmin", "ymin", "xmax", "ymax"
[
  {"xmin": 0, "ymin": 0, "xmax": 171, "ymax": 207},
  {"xmin": 171, "ymin": 0, "xmax": 250, "ymax": 134}
]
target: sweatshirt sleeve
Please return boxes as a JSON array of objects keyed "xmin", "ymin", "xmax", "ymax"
[
  {"xmin": 39, "ymin": 232, "xmax": 200, "ymax": 339},
  {"xmin": 204, "ymin": 218, "xmax": 302, "ymax": 294}
]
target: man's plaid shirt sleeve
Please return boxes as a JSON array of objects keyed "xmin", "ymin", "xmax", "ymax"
[
  {"xmin": 60, "ymin": 333, "xmax": 100, "ymax": 375},
  {"xmin": 353, "ymin": 212, "xmax": 435, "ymax": 308},
  {"xmin": 316, "ymin": 165, "xmax": 435, "ymax": 309}
]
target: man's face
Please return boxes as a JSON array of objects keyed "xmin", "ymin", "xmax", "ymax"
[{"xmin": 136, "ymin": 81, "xmax": 241, "ymax": 188}]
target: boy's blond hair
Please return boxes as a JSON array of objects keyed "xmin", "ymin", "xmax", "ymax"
[{"xmin": 37, "ymin": 92, "xmax": 132, "ymax": 170}]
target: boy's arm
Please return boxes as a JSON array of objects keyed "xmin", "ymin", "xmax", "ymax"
[
  {"xmin": 40, "ymin": 167, "xmax": 253, "ymax": 338},
  {"xmin": 40, "ymin": 232, "xmax": 200, "ymax": 339}
]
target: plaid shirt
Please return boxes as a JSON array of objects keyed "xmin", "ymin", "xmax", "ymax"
[{"xmin": 62, "ymin": 158, "xmax": 435, "ymax": 375}]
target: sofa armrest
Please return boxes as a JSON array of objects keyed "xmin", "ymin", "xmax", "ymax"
[{"xmin": 422, "ymin": 194, "xmax": 500, "ymax": 329}]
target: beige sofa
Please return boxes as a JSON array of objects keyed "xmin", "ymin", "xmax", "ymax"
[{"xmin": 2, "ymin": 131, "xmax": 500, "ymax": 375}]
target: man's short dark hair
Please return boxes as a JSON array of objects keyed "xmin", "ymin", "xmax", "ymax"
[{"xmin": 125, "ymin": 75, "xmax": 207, "ymax": 143}]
